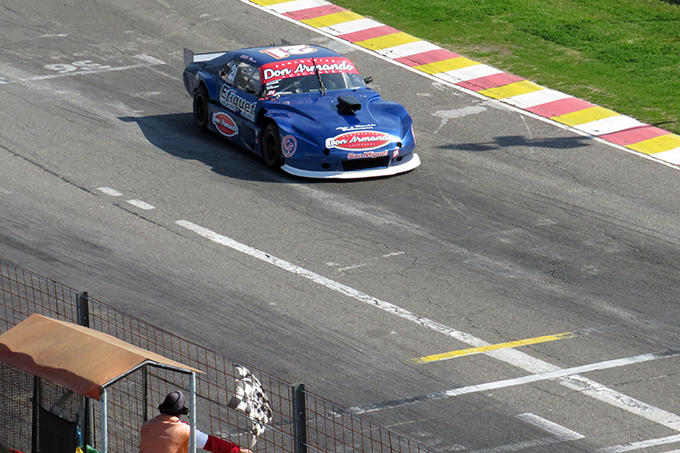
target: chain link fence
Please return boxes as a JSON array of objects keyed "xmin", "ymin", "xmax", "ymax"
[{"xmin": 0, "ymin": 259, "xmax": 437, "ymax": 453}]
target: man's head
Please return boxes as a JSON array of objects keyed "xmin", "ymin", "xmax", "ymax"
[{"xmin": 158, "ymin": 390, "xmax": 190, "ymax": 416}]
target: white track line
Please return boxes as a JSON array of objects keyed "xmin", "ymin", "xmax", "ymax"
[
  {"xmin": 350, "ymin": 350, "xmax": 678, "ymax": 414},
  {"xmin": 593, "ymin": 433, "xmax": 680, "ymax": 452},
  {"xmin": 176, "ymin": 220, "xmax": 680, "ymax": 433},
  {"xmin": 466, "ymin": 413, "xmax": 584, "ymax": 453}
]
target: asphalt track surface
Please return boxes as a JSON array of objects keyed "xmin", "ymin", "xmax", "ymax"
[{"xmin": 2, "ymin": 0, "xmax": 680, "ymax": 452}]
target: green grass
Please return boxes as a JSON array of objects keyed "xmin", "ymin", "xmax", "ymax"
[{"xmin": 331, "ymin": 0, "xmax": 680, "ymax": 134}]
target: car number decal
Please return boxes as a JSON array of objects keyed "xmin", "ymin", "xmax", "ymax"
[{"xmin": 260, "ymin": 45, "xmax": 317, "ymax": 60}]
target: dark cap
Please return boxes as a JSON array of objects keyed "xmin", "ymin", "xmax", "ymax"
[{"xmin": 159, "ymin": 390, "xmax": 189, "ymax": 416}]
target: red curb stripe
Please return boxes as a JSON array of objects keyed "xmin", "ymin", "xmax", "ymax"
[
  {"xmin": 283, "ymin": 4, "xmax": 346, "ymax": 20},
  {"xmin": 395, "ymin": 49, "xmax": 461, "ymax": 67},
  {"xmin": 457, "ymin": 73, "xmax": 525, "ymax": 92},
  {"xmin": 598, "ymin": 125, "xmax": 671, "ymax": 147},
  {"xmin": 338, "ymin": 25, "xmax": 401, "ymax": 43},
  {"xmin": 526, "ymin": 97, "xmax": 595, "ymax": 118}
]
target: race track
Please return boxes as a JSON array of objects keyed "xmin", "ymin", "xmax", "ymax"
[{"xmin": 2, "ymin": 0, "xmax": 680, "ymax": 451}]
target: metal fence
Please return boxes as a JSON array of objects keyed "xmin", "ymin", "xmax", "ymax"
[{"xmin": 0, "ymin": 260, "xmax": 437, "ymax": 453}]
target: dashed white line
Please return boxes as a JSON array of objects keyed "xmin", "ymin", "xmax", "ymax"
[
  {"xmin": 97, "ymin": 187, "xmax": 123, "ymax": 197},
  {"xmin": 382, "ymin": 251, "xmax": 405, "ymax": 258},
  {"xmin": 126, "ymin": 199, "xmax": 155, "ymax": 210},
  {"xmin": 98, "ymin": 187, "xmax": 155, "ymax": 210}
]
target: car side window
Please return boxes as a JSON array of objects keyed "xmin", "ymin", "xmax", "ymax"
[
  {"xmin": 233, "ymin": 61, "xmax": 260, "ymax": 95},
  {"xmin": 220, "ymin": 59, "xmax": 239, "ymax": 84}
]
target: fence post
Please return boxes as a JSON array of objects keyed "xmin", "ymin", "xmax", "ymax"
[
  {"xmin": 32, "ymin": 376, "xmax": 39, "ymax": 453},
  {"xmin": 77, "ymin": 291, "xmax": 90, "ymax": 327},
  {"xmin": 291, "ymin": 384, "xmax": 307, "ymax": 453},
  {"xmin": 77, "ymin": 291, "xmax": 92, "ymax": 448}
]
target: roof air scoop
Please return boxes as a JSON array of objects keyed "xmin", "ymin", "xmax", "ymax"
[{"xmin": 337, "ymin": 95, "xmax": 362, "ymax": 115}]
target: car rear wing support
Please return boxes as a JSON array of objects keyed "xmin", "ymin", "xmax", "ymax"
[{"xmin": 184, "ymin": 48, "xmax": 229, "ymax": 66}]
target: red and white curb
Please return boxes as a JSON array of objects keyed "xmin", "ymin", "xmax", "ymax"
[{"xmin": 249, "ymin": 0, "xmax": 680, "ymax": 167}]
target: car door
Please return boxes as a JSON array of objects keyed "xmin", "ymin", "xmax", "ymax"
[{"xmin": 217, "ymin": 58, "xmax": 261, "ymax": 153}]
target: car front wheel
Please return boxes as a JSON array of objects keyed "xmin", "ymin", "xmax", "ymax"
[
  {"xmin": 262, "ymin": 123, "xmax": 284, "ymax": 168},
  {"xmin": 193, "ymin": 85, "xmax": 210, "ymax": 132}
]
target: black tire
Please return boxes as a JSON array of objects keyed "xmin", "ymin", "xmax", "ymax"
[
  {"xmin": 262, "ymin": 123, "xmax": 284, "ymax": 168},
  {"xmin": 193, "ymin": 85, "xmax": 210, "ymax": 132}
]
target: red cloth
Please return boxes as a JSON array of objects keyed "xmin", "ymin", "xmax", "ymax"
[{"xmin": 204, "ymin": 435, "xmax": 241, "ymax": 453}]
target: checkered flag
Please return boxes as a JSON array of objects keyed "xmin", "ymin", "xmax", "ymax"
[{"xmin": 228, "ymin": 365, "xmax": 273, "ymax": 448}]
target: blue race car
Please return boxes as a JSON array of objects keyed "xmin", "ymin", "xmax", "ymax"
[{"xmin": 182, "ymin": 44, "xmax": 420, "ymax": 179}]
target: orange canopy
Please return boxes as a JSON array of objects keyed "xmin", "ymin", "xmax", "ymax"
[{"xmin": 0, "ymin": 314, "xmax": 201, "ymax": 400}]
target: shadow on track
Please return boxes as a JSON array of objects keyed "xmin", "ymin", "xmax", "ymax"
[
  {"xmin": 119, "ymin": 112, "xmax": 402, "ymax": 185},
  {"xmin": 119, "ymin": 112, "xmax": 295, "ymax": 183},
  {"xmin": 440, "ymin": 135, "xmax": 591, "ymax": 152}
]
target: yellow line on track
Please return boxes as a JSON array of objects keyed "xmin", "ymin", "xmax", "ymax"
[{"xmin": 412, "ymin": 331, "xmax": 580, "ymax": 363}]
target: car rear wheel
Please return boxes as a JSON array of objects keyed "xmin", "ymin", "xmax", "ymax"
[
  {"xmin": 193, "ymin": 85, "xmax": 210, "ymax": 132},
  {"xmin": 262, "ymin": 123, "xmax": 284, "ymax": 168}
]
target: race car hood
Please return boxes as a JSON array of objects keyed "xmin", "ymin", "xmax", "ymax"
[{"xmin": 262, "ymin": 89, "xmax": 411, "ymax": 145}]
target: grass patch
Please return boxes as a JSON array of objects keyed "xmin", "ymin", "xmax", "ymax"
[{"xmin": 331, "ymin": 0, "xmax": 680, "ymax": 134}]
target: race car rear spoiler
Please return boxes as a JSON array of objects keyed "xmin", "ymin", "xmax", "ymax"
[{"xmin": 183, "ymin": 48, "xmax": 228, "ymax": 66}]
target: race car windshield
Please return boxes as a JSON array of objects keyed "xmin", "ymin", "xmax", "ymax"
[
  {"xmin": 260, "ymin": 57, "xmax": 365, "ymax": 97},
  {"xmin": 265, "ymin": 73, "xmax": 365, "ymax": 97}
]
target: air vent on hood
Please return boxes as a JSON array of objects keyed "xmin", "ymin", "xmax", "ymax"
[{"xmin": 337, "ymin": 95, "xmax": 361, "ymax": 115}]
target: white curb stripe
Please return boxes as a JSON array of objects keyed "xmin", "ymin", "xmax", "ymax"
[
  {"xmin": 574, "ymin": 115, "xmax": 645, "ymax": 136},
  {"xmin": 503, "ymin": 88, "xmax": 572, "ymax": 109},
  {"xmin": 319, "ymin": 18, "xmax": 384, "ymax": 35},
  {"xmin": 268, "ymin": 0, "xmax": 329, "ymax": 13},
  {"xmin": 437, "ymin": 65, "xmax": 503, "ymax": 84},
  {"xmin": 375, "ymin": 41, "xmax": 441, "ymax": 59},
  {"xmin": 654, "ymin": 147, "xmax": 680, "ymax": 165}
]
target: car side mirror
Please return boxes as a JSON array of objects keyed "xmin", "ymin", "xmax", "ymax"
[{"xmin": 363, "ymin": 77, "xmax": 373, "ymax": 84}]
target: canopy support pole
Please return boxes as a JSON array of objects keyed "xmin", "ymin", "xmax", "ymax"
[
  {"xmin": 100, "ymin": 388, "xmax": 108, "ymax": 453},
  {"xmin": 189, "ymin": 371, "xmax": 197, "ymax": 453}
]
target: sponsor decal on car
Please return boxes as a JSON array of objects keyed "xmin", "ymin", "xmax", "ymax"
[
  {"xmin": 220, "ymin": 85, "xmax": 256, "ymax": 121},
  {"xmin": 347, "ymin": 150, "xmax": 389, "ymax": 160},
  {"xmin": 281, "ymin": 135, "xmax": 297, "ymax": 157},
  {"xmin": 336, "ymin": 124, "xmax": 376, "ymax": 132},
  {"xmin": 213, "ymin": 112, "xmax": 238, "ymax": 137},
  {"xmin": 325, "ymin": 131, "xmax": 397, "ymax": 151},
  {"xmin": 260, "ymin": 58, "xmax": 359, "ymax": 84}
]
